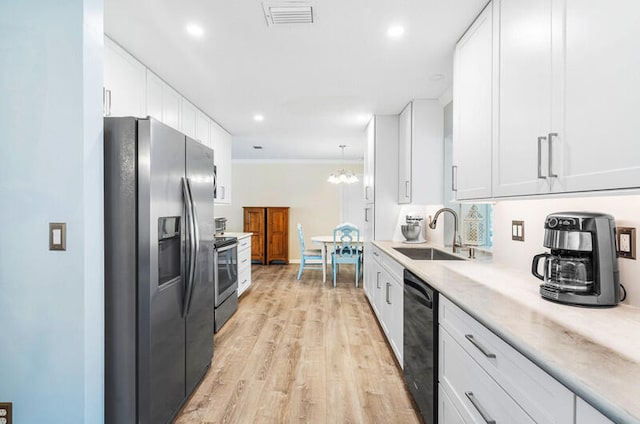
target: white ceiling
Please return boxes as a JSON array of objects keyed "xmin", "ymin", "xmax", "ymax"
[{"xmin": 104, "ymin": 0, "xmax": 487, "ymax": 160}]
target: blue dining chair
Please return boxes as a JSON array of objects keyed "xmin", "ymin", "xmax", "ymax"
[
  {"xmin": 297, "ymin": 223, "xmax": 324, "ymax": 280},
  {"xmin": 331, "ymin": 223, "xmax": 362, "ymax": 287}
]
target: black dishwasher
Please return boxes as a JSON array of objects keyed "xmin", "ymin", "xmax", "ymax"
[{"xmin": 403, "ymin": 269, "xmax": 438, "ymax": 424}]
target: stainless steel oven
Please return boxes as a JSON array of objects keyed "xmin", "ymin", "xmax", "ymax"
[{"xmin": 213, "ymin": 236, "xmax": 238, "ymax": 332}]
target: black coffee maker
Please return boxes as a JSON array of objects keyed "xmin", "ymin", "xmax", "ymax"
[{"xmin": 531, "ymin": 212, "xmax": 620, "ymax": 307}]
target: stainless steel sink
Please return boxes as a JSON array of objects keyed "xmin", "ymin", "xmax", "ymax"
[{"xmin": 393, "ymin": 247, "xmax": 464, "ymax": 261}]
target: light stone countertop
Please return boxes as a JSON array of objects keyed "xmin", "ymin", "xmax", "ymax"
[
  {"xmin": 219, "ymin": 232, "xmax": 252, "ymax": 240},
  {"xmin": 373, "ymin": 240, "xmax": 640, "ymax": 424}
]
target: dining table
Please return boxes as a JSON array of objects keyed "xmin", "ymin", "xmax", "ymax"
[{"xmin": 310, "ymin": 235, "xmax": 365, "ymax": 283}]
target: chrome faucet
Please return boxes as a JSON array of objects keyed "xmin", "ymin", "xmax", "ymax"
[{"xmin": 428, "ymin": 208, "xmax": 461, "ymax": 253}]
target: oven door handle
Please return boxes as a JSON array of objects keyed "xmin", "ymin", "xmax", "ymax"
[{"xmin": 182, "ymin": 177, "xmax": 197, "ymax": 317}]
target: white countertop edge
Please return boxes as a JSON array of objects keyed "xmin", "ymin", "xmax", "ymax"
[
  {"xmin": 221, "ymin": 232, "xmax": 252, "ymax": 240},
  {"xmin": 371, "ymin": 240, "xmax": 640, "ymax": 424}
]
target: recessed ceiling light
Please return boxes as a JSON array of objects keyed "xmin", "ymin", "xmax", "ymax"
[
  {"xmin": 186, "ymin": 23, "xmax": 204, "ymax": 38},
  {"xmin": 253, "ymin": 114, "xmax": 264, "ymax": 122},
  {"xmin": 429, "ymin": 74, "xmax": 445, "ymax": 81},
  {"xmin": 387, "ymin": 25, "xmax": 405, "ymax": 38}
]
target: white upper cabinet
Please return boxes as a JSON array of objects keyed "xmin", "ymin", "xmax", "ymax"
[
  {"xmin": 454, "ymin": 0, "xmax": 640, "ymax": 200},
  {"xmin": 493, "ymin": 0, "xmax": 554, "ymax": 197},
  {"xmin": 162, "ymin": 84, "xmax": 181, "ymax": 130},
  {"xmin": 398, "ymin": 104, "xmax": 412, "ymax": 203},
  {"xmin": 364, "ymin": 117, "xmax": 375, "ymax": 204},
  {"xmin": 180, "ymin": 98, "xmax": 197, "ymax": 139},
  {"xmin": 398, "ymin": 101, "xmax": 444, "ymax": 204},
  {"xmin": 453, "ymin": 3, "xmax": 493, "ymax": 200},
  {"xmin": 555, "ymin": 0, "xmax": 640, "ymax": 193},
  {"xmin": 104, "ymin": 38, "xmax": 146, "ymax": 118},
  {"xmin": 210, "ymin": 120, "xmax": 232, "ymax": 204},
  {"xmin": 145, "ymin": 70, "xmax": 181, "ymax": 131},
  {"xmin": 195, "ymin": 109, "xmax": 211, "ymax": 148},
  {"xmin": 145, "ymin": 71, "xmax": 163, "ymax": 121}
]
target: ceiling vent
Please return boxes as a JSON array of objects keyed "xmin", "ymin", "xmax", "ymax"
[{"xmin": 262, "ymin": 3, "xmax": 315, "ymax": 26}]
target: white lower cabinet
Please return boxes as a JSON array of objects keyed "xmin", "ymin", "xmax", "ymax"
[
  {"xmin": 438, "ymin": 384, "xmax": 466, "ymax": 424},
  {"xmin": 576, "ymin": 397, "xmax": 613, "ymax": 424},
  {"xmin": 367, "ymin": 245, "xmax": 403, "ymax": 366},
  {"xmin": 438, "ymin": 296, "xmax": 618, "ymax": 423},
  {"xmin": 237, "ymin": 237, "xmax": 252, "ymax": 296}
]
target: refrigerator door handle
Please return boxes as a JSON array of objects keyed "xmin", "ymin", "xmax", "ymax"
[
  {"xmin": 185, "ymin": 177, "xmax": 200, "ymax": 315},
  {"xmin": 181, "ymin": 177, "xmax": 196, "ymax": 317}
]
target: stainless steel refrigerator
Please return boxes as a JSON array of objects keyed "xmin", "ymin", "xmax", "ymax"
[{"xmin": 104, "ymin": 117, "xmax": 215, "ymax": 424}]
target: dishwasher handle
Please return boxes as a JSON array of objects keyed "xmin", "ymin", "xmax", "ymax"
[{"xmin": 403, "ymin": 270, "xmax": 434, "ymax": 309}]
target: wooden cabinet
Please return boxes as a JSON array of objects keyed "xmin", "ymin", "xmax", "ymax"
[
  {"xmin": 439, "ymin": 296, "xmax": 575, "ymax": 423},
  {"xmin": 243, "ymin": 207, "xmax": 265, "ymax": 263},
  {"xmin": 452, "ymin": 3, "xmax": 493, "ymax": 200},
  {"xmin": 267, "ymin": 207, "xmax": 289, "ymax": 264},
  {"xmin": 237, "ymin": 236, "xmax": 252, "ymax": 297},
  {"xmin": 243, "ymin": 207, "xmax": 289, "ymax": 265},
  {"xmin": 211, "ymin": 120, "xmax": 232, "ymax": 204},
  {"xmin": 103, "ymin": 37, "xmax": 146, "ymax": 118},
  {"xmin": 397, "ymin": 100, "xmax": 444, "ymax": 204}
]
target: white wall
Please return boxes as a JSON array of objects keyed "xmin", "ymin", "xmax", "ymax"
[
  {"xmin": 217, "ymin": 161, "xmax": 363, "ymax": 260},
  {"xmin": 0, "ymin": 1, "xmax": 104, "ymax": 422},
  {"xmin": 492, "ymin": 194, "xmax": 640, "ymax": 307}
]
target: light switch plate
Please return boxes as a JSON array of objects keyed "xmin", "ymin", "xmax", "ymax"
[
  {"xmin": 512, "ymin": 220, "xmax": 524, "ymax": 242},
  {"xmin": 49, "ymin": 223, "xmax": 66, "ymax": 251},
  {"xmin": 616, "ymin": 227, "xmax": 636, "ymax": 259}
]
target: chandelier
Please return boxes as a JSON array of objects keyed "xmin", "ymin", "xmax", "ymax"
[{"xmin": 328, "ymin": 145, "xmax": 359, "ymax": 184}]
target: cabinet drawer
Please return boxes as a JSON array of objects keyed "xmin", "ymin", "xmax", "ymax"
[
  {"xmin": 440, "ymin": 327, "xmax": 535, "ymax": 424},
  {"xmin": 238, "ymin": 246, "xmax": 251, "ymax": 271},
  {"xmin": 372, "ymin": 245, "xmax": 403, "ymax": 283},
  {"xmin": 237, "ymin": 267, "xmax": 251, "ymax": 296},
  {"xmin": 237, "ymin": 237, "xmax": 251, "ymax": 253},
  {"xmin": 440, "ymin": 297, "xmax": 573, "ymax": 424}
]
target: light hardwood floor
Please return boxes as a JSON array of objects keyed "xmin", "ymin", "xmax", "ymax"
[{"xmin": 175, "ymin": 264, "xmax": 421, "ymax": 424}]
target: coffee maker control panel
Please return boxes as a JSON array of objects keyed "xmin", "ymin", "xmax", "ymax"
[{"xmin": 545, "ymin": 216, "xmax": 580, "ymax": 230}]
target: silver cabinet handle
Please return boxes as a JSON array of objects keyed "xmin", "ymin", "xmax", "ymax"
[
  {"xmin": 373, "ymin": 251, "xmax": 379, "ymax": 257},
  {"xmin": 548, "ymin": 132, "xmax": 558, "ymax": 178},
  {"xmin": 364, "ymin": 208, "xmax": 369, "ymax": 222},
  {"xmin": 365, "ymin": 185, "xmax": 370, "ymax": 200},
  {"xmin": 465, "ymin": 334, "xmax": 496, "ymax": 358},
  {"xmin": 451, "ymin": 165, "xmax": 458, "ymax": 191},
  {"xmin": 219, "ymin": 185, "xmax": 225, "ymax": 200},
  {"xmin": 376, "ymin": 271, "xmax": 381, "ymax": 289},
  {"xmin": 386, "ymin": 282, "xmax": 391, "ymax": 304},
  {"xmin": 106, "ymin": 89, "xmax": 112, "ymax": 116},
  {"xmin": 242, "ymin": 258, "xmax": 248, "ymax": 263},
  {"xmin": 465, "ymin": 392, "xmax": 496, "ymax": 424},
  {"xmin": 405, "ymin": 180, "xmax": 410, "ymax": 198},
  {"xmin": 537, "ymin": 136, "xmax": 547, "ymax": 179}
]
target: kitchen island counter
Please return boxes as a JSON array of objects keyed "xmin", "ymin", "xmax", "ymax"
[{"xmin": 373, "ymin": 240, "xmax": 640, "ymax": 423}]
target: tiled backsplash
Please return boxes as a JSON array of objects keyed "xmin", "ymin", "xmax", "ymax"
[{"xmin": 492, "ymin": 194, "xmax": 640, "ymax": 308}]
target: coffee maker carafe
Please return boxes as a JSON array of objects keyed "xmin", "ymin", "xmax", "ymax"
[{"xmin": 531, "ymin": 212, "xmax": 620, "ymax": 307}]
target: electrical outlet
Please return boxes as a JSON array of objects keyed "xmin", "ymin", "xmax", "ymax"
[
  {"xmin": 512, "ymin": 220, "xmax": 525, "ymax": 242},
  {"xmin": 0, "ymin": 403, "xmax": 12, "ymax": 424},
  {"xmin": 616, "ymin": 227, "xmax": 636, "ymax": 259}
]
